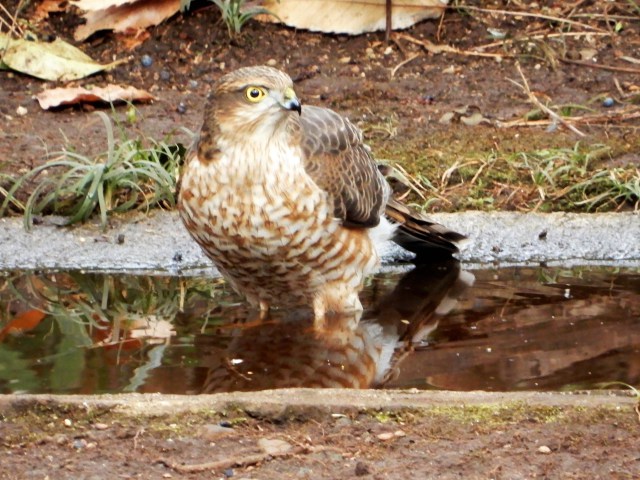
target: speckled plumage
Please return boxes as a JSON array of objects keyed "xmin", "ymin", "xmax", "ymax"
[{"xmin": 178, "ymin": 66, "xmax": 465, "ymax": 318}]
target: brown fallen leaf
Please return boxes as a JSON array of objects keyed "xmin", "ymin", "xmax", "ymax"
[
  {"xmin": 116, "ymin": 30, "xmax": 151, "ymax": 51},
  {"xmin": 73, "ymin": 0, "xmax": 181, "ymax": 41},
  {"xmin": 259, "ymin": 0, "xmax": 448, "ymax": 35},
  {"xmin": 73, "ymin": 0, "xmax": 141, "ymax": 10},
  {"xmin": 36, "ymin": 84, "xmax": 155, "ymax": 109},
  {"xmin": 33, "ymin": 0, "xmax": 67, "ymax": 22}
]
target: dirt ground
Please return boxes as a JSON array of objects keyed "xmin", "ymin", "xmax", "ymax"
[
  {"xmin": 1, "ymin": 390, "xmax": 639, "ymax": 479},
  {"xmin": 1, "ymin": 1, "xmax": 640, "ymax": 478},
  {"xmin": 2, "ymin": 0, "xmax": 639, "ymax": 207}
]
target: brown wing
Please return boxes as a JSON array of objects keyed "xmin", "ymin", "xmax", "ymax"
[{"xmin": 299, "ymin": 106, "xmax": 389, "ymax": 228}]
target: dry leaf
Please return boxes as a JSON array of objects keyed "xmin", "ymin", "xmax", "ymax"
[
  {"xmin": 36, "ymin": 84, "xmax": 155, "ymax": 109},
  {"xmin": 116, "ymin": 30, "xmax": 151, "ymax": 51},
  {"xmin": 33, "ymin": 0, "xmax": 67, "ymax": 22},
  {"xmin": 259, "ymin": 0, "xmax": 448, "ymax": 35},
  {"xmin": 74, "ymin": 0, "xmax": 181, "ymax": 41},
  {"xmin": 0, "ymin": 33, "xmax": 127, "ymax": 81},
  {"xmin": 72, "ymin": 0, "xmax": 141, "ymax": 11}
]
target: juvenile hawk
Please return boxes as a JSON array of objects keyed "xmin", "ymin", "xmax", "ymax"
[{"xmin": 179, "ymin": 66, "xmax": 466, "ymax": 319}]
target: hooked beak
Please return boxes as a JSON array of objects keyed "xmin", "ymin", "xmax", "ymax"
[{"xmin": 283, "ymin": 87, "xmax": 302, "ymax": 115}]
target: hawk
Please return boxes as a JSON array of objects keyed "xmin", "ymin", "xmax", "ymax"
[{"xmin": 179, "ymin": 66, "xmax": 466, "ymax": 319}]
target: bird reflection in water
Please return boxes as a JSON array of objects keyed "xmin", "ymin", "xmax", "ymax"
[{"xmin": 193, "ymin": 258, "xmax": 474, "ymax": 393}]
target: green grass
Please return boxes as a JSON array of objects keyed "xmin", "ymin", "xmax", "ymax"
[
  {"xmin": 0, "ymin": 111, "xmax": 188, "ymax": 231},
  {"xmin": 181, "ymin": 0, "xmax": 277, "ymax": 38},
  {"xmin": 379, "ymin": 140, "xmax": 640, "ymax": 213}
]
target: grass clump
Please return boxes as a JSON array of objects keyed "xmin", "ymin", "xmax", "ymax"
[
  {"xmin": 393, "ymin": 141, "xmax": 639, "ymax": 213},
  {"xmin": 181, "ymin": 0, "xmax": 276, "ymax": 38},
  {"xmin": 0, "ymin": 111, "xmax": 187, "ymax": 230}
]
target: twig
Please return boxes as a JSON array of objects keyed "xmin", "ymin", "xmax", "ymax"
[
  {"xmin": 0, "ymin": 2, "xmax": 24, "ymax": 37},
  {"xmin": 497, "ymin": 108, "xmax": 640, "ymax": 128},
  {"xmin": 562, "ymin": 0, "xmax": 590, "ymax": 17},
  {"xmin": 158, "ymin": 444, "xmax": 336, "ymax": 474},
  {"xmin": 474, "ymin": 31, "xmax": 612, "ymax": 52},
  {"xmin": 394, "ymin": 33, "xmax": 509, "ymax": 59},
  {"xmin": 436, "ymin": 5, "xmax": 446, "ymax": 42},
  {"xmin": 390, "ymin": 52, "xmax": 420, "ymax": 78},
  {"xmin": 559, "ymin": 58, "xmax": 640, "ymax": 74},
  {"xmin": 509, "ymin": 62, "xmax": 586, "ymax": 137},
  {"xmin": 452, "ymin": 5, "xmax": 608, "ymax": 33},
  {"xmin": 385, "ymin": 0, "xmax": 392, "ymax": 44},
  {"xmin": 133, "ymin": 427, "xmax": 145, "ymax": 450}
]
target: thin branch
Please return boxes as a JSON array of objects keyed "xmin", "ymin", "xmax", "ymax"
[
  {"xmin": 497, "ymin": 108, "xmax": 640, "ymax": 128},
  {"xmin": 559, "ymin": 58, "xmax": 640, "ymax": 74},
  {"xmin": 390, "ymin": 52, "xmax": 420, "ymax": 78},
  {"xmin": 385, "ymin": 0, "xmax": 392, "ymax": 44},
  {"xmin": 452, "ymin": 5, "xmax": 608, "ymax": 33},
  {"xmin": 158, "ymin": 444, "xmax": 338, "ymax": 474},
  {"xmin": 474, "ymin": 32, "xmax": 612, "ymax": 52},
  {"xmin": 0, "ymin": 2, "xmax": 24, "ymax": 37},
  {"xmin": 394, "ymin": 33, "xmax": 509, "ymax": 59},
  {"xmin": 510, "ymin": 62, "xmax": 586, "ymax": 137}
]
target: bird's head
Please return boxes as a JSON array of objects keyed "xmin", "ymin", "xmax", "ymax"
[{"xmin": 209, "ymin": 66, "xmax": 301, "ymax": 137}]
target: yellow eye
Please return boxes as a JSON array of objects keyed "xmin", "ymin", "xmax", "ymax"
[{"xmin": 245, "ymin": 86, "xmax": 267, "ymax": 102}]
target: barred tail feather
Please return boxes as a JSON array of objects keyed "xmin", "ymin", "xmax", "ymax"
[{"xmin": 385, "ymin": 198, "xmax": 468, "ymax": 259}]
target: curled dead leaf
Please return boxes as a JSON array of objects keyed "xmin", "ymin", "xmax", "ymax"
[
  {"xmin": 259, "ymin": 0, "xmax": 448, "ymax": 35},
  {"xmin": 36, "ymin": 85, "xmax": 155, "ymax": 109},
  {"xmin": 73, "ymin": 0, "xmax": 181, "ymax": 41}
]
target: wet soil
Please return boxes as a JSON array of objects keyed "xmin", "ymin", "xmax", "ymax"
[
  {"xmin": 1, "ymin": 391, "xmax": 639, "ymax": 480},
  {"xmin": 1, "ymin": 1, "xmax": 640, "ymax": 478}
]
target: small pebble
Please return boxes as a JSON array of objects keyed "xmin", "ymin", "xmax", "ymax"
[
  {"xmin": 160, "ymin": 69, "xmax": 171, "ymax": 81},
  {"xmin": 199, "ymin": 424, "xmax": 234, "ymax": 441},
  {"xmin": 355, "ymin": 461, "xmax": 371, "ymax": 476},
  {"xmin": 177, "ymin": 102, "xmax": 187, "ymax": 114},
  {"xmin": 266, "ymin": 58, "xmax": 277, "ymax": 66},
  {"xmin": 223, "ymin": 468, "xmax": 234, "ymax": 477},
  {"xmin": 64, "ymin": 419, "xmax": 72, "ymax": 427},
  {"xmin": 141, "ymin": 54, "xmax": 153, "ymax": 67},
  {"xmin": 116, "ymin": 233, "xmax": 125, "ymax": 245},
  {"xmin": 94, "ymin": 423, "xmax": 109, "ymax": 430},
  {"xmin": 538, "ymin": 445, "xmax": 552, "ymax": 454},
  {"xmin": 219, "ymin": 420, "xmax": 233, "ymax": 428},
  {"xmin": 188, "ymin": 79, "xmax": 199, "ymax": 89},
  {"xmin": 602, "ymin": 97, "xmax": 614, "ymax": 107},
  {"xmin": 73, "ymin": 439, "xmax": 87, "ymax": 449},
  {"xmin": 173, "ymin": 252, "xmax": 183, "ymax": 262},
  {"xmin": 16, "ymin": 106, "xmax": 28, "ymax": 116}
]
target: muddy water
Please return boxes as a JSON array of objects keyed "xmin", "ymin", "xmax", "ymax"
[{"xmin": 0, "ymin": 262, "xmax": 638, "ymax": 394}]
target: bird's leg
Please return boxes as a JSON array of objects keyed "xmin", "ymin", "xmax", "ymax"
[
  {"xmin": 312, "ymin": 296, "xmax": 327, "ymax": 329},
  {"xmin": 258, "ymin": 300, "xmax": 270, "ymax": 321}
]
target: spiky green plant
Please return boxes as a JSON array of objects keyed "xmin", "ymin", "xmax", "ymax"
[
  {"xmin": 210, "ymin": 0, "xmax": 276, "ymax": 38},
  {"xmin": 0, "ymin": 111, "xmax": 188, "ymax": 230},
  {"xmin": 180, "ymin": 0, "xmax": 276, "ymax": 37}
]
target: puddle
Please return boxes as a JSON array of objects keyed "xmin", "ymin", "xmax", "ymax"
[{"xmin": 1, "ymin": 262, "xmax": 638, "ymax": 394}]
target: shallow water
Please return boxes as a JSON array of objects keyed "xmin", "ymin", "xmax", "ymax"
[{"xmin": 1, "ymin": 261, "xmax": 638, "ymax": 394}]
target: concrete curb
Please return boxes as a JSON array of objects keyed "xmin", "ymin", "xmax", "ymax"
[
  {"xmin": 1, "ymin": 211, "xmax": 638, "ymax": 273},
  {"xmin": 0, "ymin": 390, "xmax": 635, "ymax": 417}
]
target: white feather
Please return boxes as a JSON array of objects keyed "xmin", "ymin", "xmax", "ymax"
[{"xmin": 368, "ymin": 216, "xmax": 398, "ymax": 258}]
